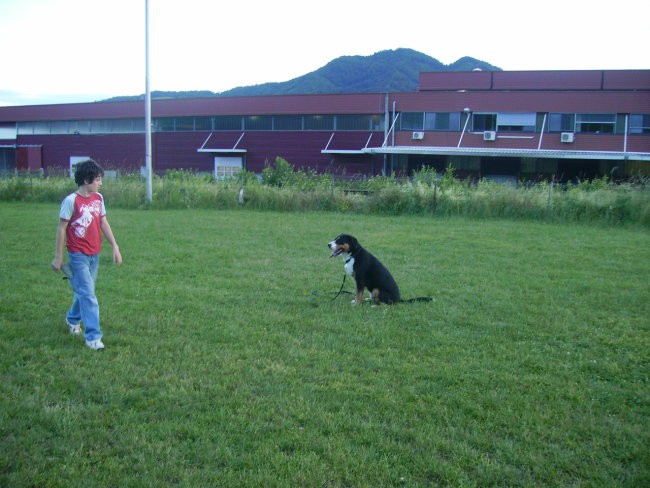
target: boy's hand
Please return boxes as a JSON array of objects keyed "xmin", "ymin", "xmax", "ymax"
[
  {"xmin": 51, "ymin": 257, "xmax": 63, "ymax": 272},
  {"xmin": 113, "ymin": 247, "xmax": 123, "ymax": 266}
]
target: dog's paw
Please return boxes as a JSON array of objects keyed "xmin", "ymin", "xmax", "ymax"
[{"xmin": 351, "ymin": 299, "xmax": 359, "ymax": 306}]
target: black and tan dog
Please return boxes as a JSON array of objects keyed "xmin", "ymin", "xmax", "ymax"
[{"xmin": 328, "ymin": 234, "xmax": 401, "ymax": 305}]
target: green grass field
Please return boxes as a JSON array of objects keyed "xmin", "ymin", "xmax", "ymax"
[{"xmin": 1, "ymin": 202, "xmax": 649, "ymax": 487}]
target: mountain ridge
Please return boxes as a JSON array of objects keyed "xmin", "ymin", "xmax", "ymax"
[{"xmin": 103, "ymin": 48, "xmax": 500, "ymax": 102}]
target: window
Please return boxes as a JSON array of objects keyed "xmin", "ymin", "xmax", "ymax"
[
  {"xmin": 19, "ymin": 118, "xmax": 139, "ymax": 134},
  {"xmin": 112, "ymin": 119, "xmax": 136, "ymax": 132},
  {"xmin": 472, "ymin": 113, "xmax": 497, "ymax": 132},
  {"xmin": 304, "ymin": 115, "xmax": 334, "ymax": 130},
  {"xmin": 155, "ymin": 117, "xmax": 175, "ymax": 131},
  {"xmin": 194, "ymin": 117, "xmax": 212, "ymax": 131},
  {"xmin": 496, "ymin": 113, "xmax": 536, "ymax": 132},
  {"xmin": 273, "ymin": 115, "xmax": 302, "ymax": 130},
  {"xmin": 400, "ymin": 112, "xmax": 424, "ymax": 130},
  {"xmin": 216, "ymin": 166, "xmax": 240, "ymax": 179},
  {"xmin": 0, "ymin": 124, "xmax": 16, "ymax": 139},
  {"xmin": 214, "ymin": 116, "xmax": 242, "ymax": 130},
  {"xmin": 337, "ymin": 115, "xmax": 373, "ymax": 130},
  {"xmin": 175, "ymin": 117, "xmax": 195, "ymax": 131},
  {"xmin": 153, "ymin": 117, "xmax": 201, "ymax": 131},
  {"xmin": 33, "ymin": 121, "xmax": 51, "ymax": 134},
  {"xmin": 132, "ymin": 119, "xmax": 145, "ymax": 132},
  {"xmin": 335, "ymin": 114, "xmax": 383, "ymax": 131},
  {"xmin": 90, "ymin": 120, "xmax": 112, "ymax": 133},
  {"xmin": 629, "ymin": 114, "xmax": 650, "ymax": 134},
  {"xmin": 424, "ymin": 112, "xmax": 460, "ymax": 131},
  {"xmin": 111, "ymin": 118, "xmax": 143, "ymax": 133},
  {"xmin": 68, "ymin": 120, "xmax": 90, "ymax": 134},
  {"xmin": 17, "ymin": 122, "xmax": 33, "ymax": 135},
  {"xmin": 51, "ymin": 121, "xmax": 69, "ymax": 134},
  {"xmin": 244, "ymin": 115, "xmax": 272, "ymax": 130},
  {"xmin": 549, "ymin": 113, "xmax": 575, "ymax": 132},
  {"xmin": 370, "ymin": 115, "xmax": 383, "ymax": 131},
  {"xmin": 575, "ymin": 113, "xmax": 616, "ymax": 134}
]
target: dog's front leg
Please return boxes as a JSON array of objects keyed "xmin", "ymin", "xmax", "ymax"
[
  {"xmin": 352, "ymin": 290, "xmax": 365, "ymax": 305},
  {"xmin": 351, "ymin": 282, "xmax": 365, "ymax": 305}
]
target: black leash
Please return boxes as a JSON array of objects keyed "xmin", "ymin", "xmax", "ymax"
[
  {"xmin": 330, "ymin": 273, "xmax": 352, "ymax": 301},
  {"xmin": 321, "ymin": 272, "xmax": 431, "ymax": 304}
]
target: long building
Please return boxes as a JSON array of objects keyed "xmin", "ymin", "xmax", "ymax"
[{"xmin": 1, "ymin": 69, "xmax": 649, "ymax": 182}]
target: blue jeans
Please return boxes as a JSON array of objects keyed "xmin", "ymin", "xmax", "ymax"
[{"xmin": 66, "ymin": 252, "xmax": 102, "ymax": 341}]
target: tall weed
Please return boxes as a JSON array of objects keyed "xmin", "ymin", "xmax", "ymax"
[{"xmin": 1, "ymin": 165, "xmax": 649, "ymax": 227}]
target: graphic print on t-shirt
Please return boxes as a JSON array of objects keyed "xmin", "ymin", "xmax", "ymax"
[{"xmin": 71, "ymin": 200, "xmax": 102, "ymax": 238}]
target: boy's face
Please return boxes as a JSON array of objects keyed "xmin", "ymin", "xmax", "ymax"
[{"xmin": 84, "ymin": 175, "xmax": 102, "ymax": 192}]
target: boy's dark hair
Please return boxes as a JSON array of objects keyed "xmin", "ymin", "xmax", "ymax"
[{"xmin": 74, "ymin": 159, "xmax": 104, "ymax": 186}]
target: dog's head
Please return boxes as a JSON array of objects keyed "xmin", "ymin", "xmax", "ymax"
[{"xmin": 328, "ymin": 234, "xmax": 360, "ymax": 258}]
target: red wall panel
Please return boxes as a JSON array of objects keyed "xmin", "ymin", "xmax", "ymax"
[
  {"xmin": 603, "ymin": 70, "xmax": 650, "ymax": 90},
  {"xmin": 492, "ymin": 70, "xmax": 603, "ymax": 90}
]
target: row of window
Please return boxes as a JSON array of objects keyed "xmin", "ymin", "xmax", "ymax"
[
  {"xmin": 15, "ymin": 113, "xmax": 650, "ymax": 136},
  {"xmin": 401, "ymin": 112, "xmax": 650, "ymax": 134},
  {"xmin": 16, "ymin": 114, "xmax": 384, "ymax": 135}
]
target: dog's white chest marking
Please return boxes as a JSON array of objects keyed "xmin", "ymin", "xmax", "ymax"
[{"xmin": 343, "ymin": 255, "xmax": 355, "ymax": 276}]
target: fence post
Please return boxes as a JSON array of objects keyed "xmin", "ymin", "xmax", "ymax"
[
  {"xmin": 547, "ymin": 177, "xmax": 554, "ymax": 213},
  {"xmin": 433, "ymin": 180, "xmax": 437, "ymax": 211}
]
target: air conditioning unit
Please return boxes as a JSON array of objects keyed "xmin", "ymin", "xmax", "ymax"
[
  {"xmin": 412, "ymin": 131, "xmax": 424, "ymax": 140},
  {"xmin": 560, "ymin": 132, "xmax": 575, "ymax": 143},
  {"xmin": 483, "ymin": 131, "xmax": 496, "ymax": 141}
]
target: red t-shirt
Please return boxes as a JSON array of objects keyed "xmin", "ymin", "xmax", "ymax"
[{"xmin": 59, "ymin": 192, "xmax": 106, "ymax": 255}]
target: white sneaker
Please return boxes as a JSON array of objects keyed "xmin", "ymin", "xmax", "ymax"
[
  {"xmin": 66, "ymin": 319, "xmax": 81, "ymax": 335},
  {"xmin": 85, "ymin": 339, "xmax": 105, "ymax": 351}
]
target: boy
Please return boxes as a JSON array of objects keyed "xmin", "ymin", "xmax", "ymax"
[{"xmin": 51, "ymin": 159, "xmax": 122, "ymax": 350}]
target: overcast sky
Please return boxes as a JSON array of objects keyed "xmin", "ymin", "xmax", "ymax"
[{"xmin": 1, "ymin": 0, "xmax": 648, "ymax": 106}]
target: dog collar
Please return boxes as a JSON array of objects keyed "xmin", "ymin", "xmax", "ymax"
[{"xmin": 345, "ymin": 251, "xmax": 358, "ymax": 263}]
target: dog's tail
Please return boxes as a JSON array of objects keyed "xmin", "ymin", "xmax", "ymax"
[{"xmin": 400, "ymin": 297, "xmax": 433, "ymax": 303}]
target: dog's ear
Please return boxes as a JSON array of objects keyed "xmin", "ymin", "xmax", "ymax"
[{"xmin": 349, "ymin": 235, "xmax": 360, "ymax": 252}]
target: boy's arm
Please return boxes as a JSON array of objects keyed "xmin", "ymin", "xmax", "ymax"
[
  {"xmin": 100, "ymin": 216, "xmax": 122, "ymax": 265},
  {"xmin": 51, "ymin": 220, "xmax": 67, "ymax": 271}
]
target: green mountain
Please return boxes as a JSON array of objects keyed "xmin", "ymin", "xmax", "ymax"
[
  {"xmin": 220, "ymin": 49, "xmax": 499, "ymax": 97},
  {"xmin": 104, "ymin": 48, "xmax": 500, "ymax": 102}
]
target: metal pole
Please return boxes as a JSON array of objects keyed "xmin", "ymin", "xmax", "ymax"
[
  {"xmin": 457, "ymin": 109, "xmax": 471, "ymax": 147},
  {"xmin": 390, "ymin": 101, "xmax": 396, "ymax": 175},
  {"xmin": 537, "ymin": 113, "xmax": 547, "ymax": 150},
  {"xmin": 144, "ymin": 0, "xmax": 153, "ymax": 203}
]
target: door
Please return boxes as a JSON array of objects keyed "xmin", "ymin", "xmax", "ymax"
[
  {"xmin": 70, "ymin": 156, "xmax": 90, "ymax": 178},
  {"xmin": 214, "ymin": 156, "xmax": 243, "ymax": 180}
]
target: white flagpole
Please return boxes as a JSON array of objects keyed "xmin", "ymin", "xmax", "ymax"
[{"xmin": 144, "ymin": 0, "xmax": 153, "ymax": 203}]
